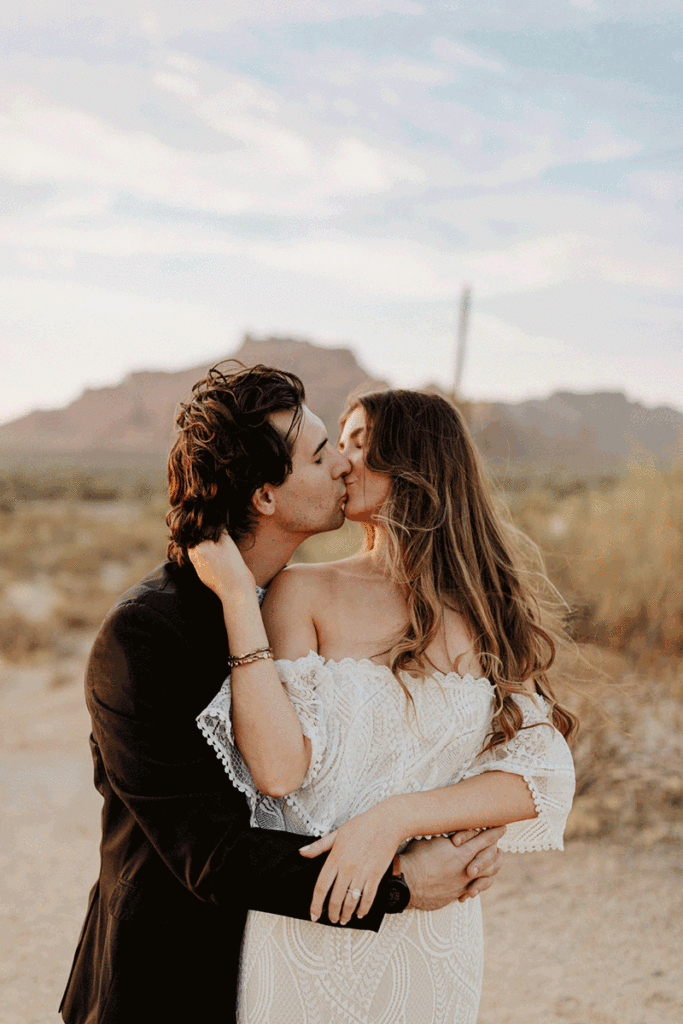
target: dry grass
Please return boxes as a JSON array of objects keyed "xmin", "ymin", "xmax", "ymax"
[
  {"xmin": 510, "ymin": 461, "xmax": 683, "ymax": 662},
  {"xmin": 0, "ymin": 498, "xmax": 169, "ymax": 663},
  {"xmin": 1, "ymin": 461, "xmax": 681, "ymax": 842}
]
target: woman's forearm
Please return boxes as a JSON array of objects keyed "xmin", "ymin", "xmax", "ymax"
[
  {"xmin": 220, "ymin": 587, "xmax": 310, "ymax": 797},
  {"xmin": 390, "ymin": 771, "xmax": 538, "ymax": 843}
]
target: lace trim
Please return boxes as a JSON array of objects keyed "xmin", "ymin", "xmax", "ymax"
[
  {"xmin": 320, "ymin": 652, "xmax": 494, "ymax": 690},
  {"xmin": 504, "ymin": 773, "xmax": 564, "ymax": 853},
  {"xmin": 197, "ymin": 648, "xmax": 333, "ymax": 836},
  {"xmin": 196, "ymin": 584, "xmax": 267, "ymax": 819},
  {"xmin": 281, "ymin": 794, "xmax": 327, "ymax": 838},
  {"xmin": 461, "ymin": 691, "xmax": 574, "ymax": 853},
  {"xmin": 197, "ymin": 711, "xmax": 257, "ymax": 810}
]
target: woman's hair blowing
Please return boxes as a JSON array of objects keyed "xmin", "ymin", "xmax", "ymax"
[
  {"xmin": 340, "ymin": 389, "xmax": 578, "ymax": 751},
  {"xmin": 166, "ymin": 363, "xmax": 305, "ymax": 564}
]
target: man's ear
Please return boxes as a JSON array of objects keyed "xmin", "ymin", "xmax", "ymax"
[{"xmin": 251, "ymin": 483, "xmax": 277, "ymax": 517}]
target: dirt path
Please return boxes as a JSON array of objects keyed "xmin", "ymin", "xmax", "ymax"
[{"xmin": 1, "ymin": 672, "xmax": 682, "ymax": 1024}]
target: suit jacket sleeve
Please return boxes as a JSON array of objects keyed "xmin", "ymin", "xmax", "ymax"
[{"xmin": 87, "ymin": 598, "xmax": 389, "ymax": 930}]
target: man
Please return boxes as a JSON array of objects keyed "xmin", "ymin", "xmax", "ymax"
[{"xmin": 60, "ymin": 362, "xmax": 503, "ymax": 1024}]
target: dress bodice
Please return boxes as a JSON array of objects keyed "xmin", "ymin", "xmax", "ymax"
[{"xmin": 197, "ymin": 650, "xmax": 575, "ymax": 853}]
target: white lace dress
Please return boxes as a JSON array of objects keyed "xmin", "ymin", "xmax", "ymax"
[{"xmin": 198, "ymin": 651, "xmax": 575, "ymax": 1024}]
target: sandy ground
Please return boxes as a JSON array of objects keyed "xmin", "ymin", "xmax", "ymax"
[{"xmin": 1, "ymin": 663, "xmax": 682, "ymax": 1024}]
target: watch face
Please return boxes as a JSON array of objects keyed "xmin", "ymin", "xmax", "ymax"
[{"xmin": 386, "ymin": 875, "xmax": 410, "ymax": 914}]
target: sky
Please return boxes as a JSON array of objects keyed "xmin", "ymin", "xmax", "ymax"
[{"xmin": 0, "ymin": 0, "xmax": 681, "ymax": 424}]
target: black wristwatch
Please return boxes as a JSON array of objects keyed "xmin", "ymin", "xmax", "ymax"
[{"xmin": 385, "ymin": 854, "xmax": 411, "ymax": 914}]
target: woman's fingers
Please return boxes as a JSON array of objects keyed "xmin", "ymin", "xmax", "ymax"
[
  {"xmin": 339, "ymin": 883, "xmax": 364, "ymax": 926},
  {"xmin": 187, "ymin": 531, "xmax": 255, "ymax": 592},
  {"xmin": 327, "ymin": 870, "xmax": 355, "ymax": 924},
  {"xmin": 310, "ymin": 862, "xmax": 337, "ymax": 922},
  {"xmin": 299, "ymin": 831, "xmax": 337, "ymax": 858},
  {"xmin": 356, "ymin": 877, "xmax": 380, "ymax": 920}
]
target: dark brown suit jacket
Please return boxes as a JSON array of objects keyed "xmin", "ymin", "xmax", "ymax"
[{"xmin": 60, "ymin": 559, "xmax": 389, "ymax": 1024}]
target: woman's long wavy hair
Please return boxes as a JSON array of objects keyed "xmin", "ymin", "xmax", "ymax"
[{"xmin": 340, "ymin": 389, "xmax": 578, "ymax": 751}]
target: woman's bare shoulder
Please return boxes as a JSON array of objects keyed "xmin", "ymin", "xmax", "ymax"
[{"xmin": 264, "ymin": 561, "xmax": 347, "ymax": 607}]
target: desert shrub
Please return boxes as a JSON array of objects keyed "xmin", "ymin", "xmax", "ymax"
[
  {"xmin": 0, "ymin": 501, "xmax": 169, "ymax": 662},
  {"xmin": 515, "ymin": 463, "xmax": 683, "ymax": 663},
  {"xmin": 553, "ymin": 649, "xmax": 683, "ymax": 843}
]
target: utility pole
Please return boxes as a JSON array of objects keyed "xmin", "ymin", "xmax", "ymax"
[{"xmin": 453, "ymin": 284, "xmax": 471, "ymax": 403}]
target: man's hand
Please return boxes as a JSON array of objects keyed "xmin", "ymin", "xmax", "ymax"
[{"xmin": 400, "ymin": 826, "xmax": 505, "ymax": 911}]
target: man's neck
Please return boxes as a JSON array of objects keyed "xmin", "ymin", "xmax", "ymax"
[{"xmin": 237, "ymin": 523, "xmax": 305, "ymax": 589}]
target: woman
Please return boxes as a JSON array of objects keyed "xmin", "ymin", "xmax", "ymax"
[{"xmin": 192, "ymin": 389, "xmax": 577, "ymax": 1024}]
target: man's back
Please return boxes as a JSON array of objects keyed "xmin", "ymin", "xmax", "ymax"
[
  {"xmin": 60, "ymin": 559, "xmax": 246, "ymax": 1022},
  {"xmin": 60, "ymin": 559, "xmax": 382, "ymax": 1024}
]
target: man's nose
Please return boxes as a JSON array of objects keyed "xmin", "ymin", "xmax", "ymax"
[{"xmin": 332, "ymin": 449, "xmax": 352, "ymax": 477}]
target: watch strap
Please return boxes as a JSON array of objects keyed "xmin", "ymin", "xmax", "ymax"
[{"xmin": 385, "ymin": 854, "xmax": 411, "ymax": 914}]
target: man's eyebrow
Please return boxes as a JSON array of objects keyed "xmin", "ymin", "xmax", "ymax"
[{"xmin": 312, "ymin": 437, "xmax": 328, "ymax": 458}]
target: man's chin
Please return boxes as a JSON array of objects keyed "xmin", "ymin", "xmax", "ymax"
[
  {"xmin": 329, "ymin": 508, "xmax": 347, "ymax": 531},
  {"xmin": 316, "ymin": 508, "xmax": 346, "ymax": 534},
  {"xmin": 300, "ymin": 506, "xmax": 347, "ymax": 539}
]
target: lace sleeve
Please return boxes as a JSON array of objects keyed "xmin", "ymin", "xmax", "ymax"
[
  {"xmin": 196, "ymin": 651, "xmax": 330, "ymax": 829},
  {"xmin": 195, "ymin": 674, "xmax": 283, "ymax": 830},
  {"xmin": 273, "ymin": 653, "xmax": 329, "ymax": 790},
  {"xmin": 463, "ymin": 693, "xmax": 576, "ymax": 853}
]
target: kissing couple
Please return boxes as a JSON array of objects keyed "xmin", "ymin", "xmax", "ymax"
[{"xmin": 60, "ymin": 362, "xmax": 576, "ymax": 1024}]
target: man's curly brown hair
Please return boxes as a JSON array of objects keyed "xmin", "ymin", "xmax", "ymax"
[{"xmin": 166, "ymin": 362, "xmax": 305, "ymax": 565}]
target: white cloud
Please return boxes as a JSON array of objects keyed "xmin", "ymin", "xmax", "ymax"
[
  {"xmin": 0, "ymin": 87, "xmax": 253, "ymax": 214},
  {"xmin": 249, "ymin": 237, "xmax": 453, "ymax": 296},
  {"xmin": 152, "ymin": 71, "xmax": 201, "ymax": 100},
  {"xmin": 5, "ymin": 191, "xmax": 681, "ymax": 303},
  {"xmin": 0, "ymin": 276, "xmax": 225, "ymax": 349},
  {"xmin": 38, "ymin": 190, "xmax": 112, "ymax": 221},
  {"xmin": 0, "ymin": 36, "xmax": 644, "ymax": 242},
  {"xmin": 4, "ymin": 221, "xmax": 243, "ymax": 257},
  {"xmin": 586, "ymin": 250, "xmax": 683, "ymax": 291},
  {"xmin": 370, "ymin": 57, "xmax": 451, "ymax": 84},
  {"xmin": 4, "ymin": 0, "xmax": 681, "ymax": 40},
  {"xmin": 629, "ymin": 172, "xmax": 683, "ymax": 201},
  {"xmin": 2, "ymin": 0, "xmax": 425, "ymax": 36},
  {"xmin": 432, "ymin": 37, "xmax": 506, "ymax": 73}
]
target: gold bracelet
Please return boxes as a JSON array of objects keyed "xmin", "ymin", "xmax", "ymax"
[{"xmin": 227, "ymin": 647, "xmax": 273, "ymax": 668}]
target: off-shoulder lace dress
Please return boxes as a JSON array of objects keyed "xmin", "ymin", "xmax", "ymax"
[{"xmin": 198, "ymin": 650, "xmax": 575, "ymax": 1024}]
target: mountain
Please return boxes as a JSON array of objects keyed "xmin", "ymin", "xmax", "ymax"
[
  {"xmin": 0, "ymin": 336, "xmax": 680, "ymax": 467},
  {"xmin": 468, "ymin": 391, "xmax": 683, "ymax": 467},
  {"xmin": 0, "ymin": 337, "xmax": 387, "ymax": 455}
]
